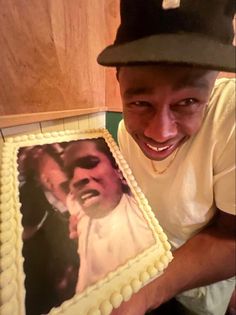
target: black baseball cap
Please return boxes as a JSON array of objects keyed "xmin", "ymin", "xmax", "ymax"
[{"xmin": 97, "ymin": 0, "xmax": 236, "ymax": 72}]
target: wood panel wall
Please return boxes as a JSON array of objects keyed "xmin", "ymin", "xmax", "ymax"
[
  {"xmin": 104, "ymin": 0, "xmax": 122, "ymax": 112},
  {"xmin": 0, "ymin": 0, "xmax": 112, "ymax": 128}
]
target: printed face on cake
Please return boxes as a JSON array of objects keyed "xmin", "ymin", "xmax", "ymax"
[{"xmin": 64, "ymin": 139, "xmax": 124, "ymax": 217}]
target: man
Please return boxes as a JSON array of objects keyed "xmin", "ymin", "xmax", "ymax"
[
  {"xmin": 19, "ymin": 144, "xmax": 79, "ymax": 315},
  {"xmin": 63, "ymin": 138, "xmax": 155, "ymax": 292},
  {"xmin": 97, "ymin": 1, "xmax": 235, "ymax": 315}
]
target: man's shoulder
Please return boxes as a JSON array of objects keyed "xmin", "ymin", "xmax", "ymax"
[
  {"xmin": 209, "ymin": 77, "xmax": 235, "ymax": 120},
  {"xmin": 118, "ymin": 119, "xmax": 130, "ymax": 144},
  {"xmin": 118, "ymin": 119, "xmax": 125, "ymax": 134},
  {"xmin": 212, "ymin": 77, "xmax": 235, "ymax": 99}
]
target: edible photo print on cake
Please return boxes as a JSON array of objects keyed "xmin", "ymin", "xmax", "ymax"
[{"xmin": 0, "ymin": 129, "xmax": 173, "ymax": 315}]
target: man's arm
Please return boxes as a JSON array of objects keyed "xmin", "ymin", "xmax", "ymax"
[{"xmin": 112, "ymin": 210, "xmax": 236, "ymax": 315}]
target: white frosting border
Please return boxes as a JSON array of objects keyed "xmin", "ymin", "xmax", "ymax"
[{"xmin": 0, "ymin": 128, "xmax": 173, "ymax": 315}]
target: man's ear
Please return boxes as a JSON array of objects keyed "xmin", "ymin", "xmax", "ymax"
[
  {"xmin": 115, "ymin": 169, "xmax": 128, "ymax": 185},
  {"xmin": 40, "ymin": 173, "xmax": 52, "ymax": 191},
  {"xmin": 114, "ymin": 168, "xmax": 123, "ymax": 180}
]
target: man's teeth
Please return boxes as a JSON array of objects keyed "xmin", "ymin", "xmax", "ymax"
[
  {"xmin": 81, "ymin": 192, "xmax": 94, "ymax": 200},
  {"xmin": 146, "ymin": 143, "xmax": 171, "ymax": 152}
]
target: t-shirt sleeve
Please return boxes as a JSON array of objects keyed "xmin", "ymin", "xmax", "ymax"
[
  {"xmin": 213, "ymin": 80, "xmax": 236, "ymax": 215},
  {"xmin": 118, "ymin": 120, "xmax": 138, "ymax": 172},
  {"xmin": 117, "ymin": 119, "xmax": 125, "ymax": 148},
  {"xmin": 118, "ymin": 119, "xmax": 130, "ymax": 160}
]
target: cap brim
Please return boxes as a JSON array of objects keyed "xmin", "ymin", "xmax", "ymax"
[{"xmin": 97, "ymin": 34, "xmax": 236, "ymax": 73}]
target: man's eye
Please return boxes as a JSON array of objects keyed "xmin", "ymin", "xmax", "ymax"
[
  {"xmin": 77, "ymin": 157, "xmax": 100, "ymax": 169},
  {"xmin": 176, "ymin": 98, "xmax": 198, "ymax": 106},
  {"xmin": 66, "ymin": 156, "xmax": 100, "ymax": 178}
]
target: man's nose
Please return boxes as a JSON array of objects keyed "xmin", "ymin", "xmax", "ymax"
[{"xmin": 144, "ymin": 108, "xmax": 177, "ymax": 143}]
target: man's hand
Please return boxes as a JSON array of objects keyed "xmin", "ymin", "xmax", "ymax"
[
  {"xmin": 69, "ymin": 214, "xmax": 79, "ymax": 239},
  {"xmin": 69, "ymin": 211, "xmax": 86, "ymax": 239}
]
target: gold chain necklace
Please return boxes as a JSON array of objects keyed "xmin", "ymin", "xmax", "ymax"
[{"xmin": 150, "ymin": 147, "xmax": 180, "ymax": 174}]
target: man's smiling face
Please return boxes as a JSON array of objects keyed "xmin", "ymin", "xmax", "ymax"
[
  {"xmin": 118, "ymin": 64, "xmax": 218, "ymax": 161},
  {"xmin": 64, "ymin": 140, "xmax": 123, "ymax": 217}
]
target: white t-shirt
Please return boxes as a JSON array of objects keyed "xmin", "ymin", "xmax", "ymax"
[
  {"xmin": 68, "ymin": 194, "xmax": 155, "ymax": 292},
  {"xmin": 118, "ymin": 78, "xmax": 235, "ymax": 250},
  {"xmin": 118, "ymin": 78, "xmax": 235, "ymax": 315}
]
